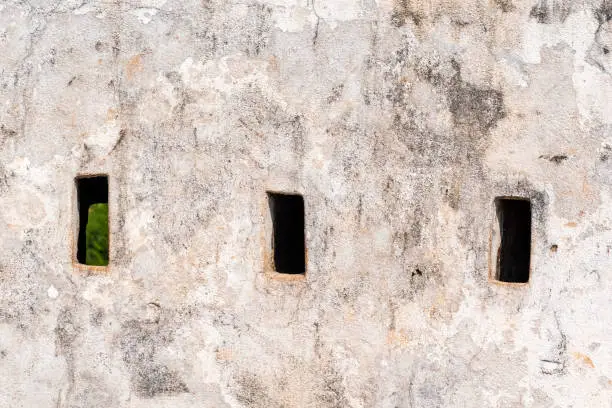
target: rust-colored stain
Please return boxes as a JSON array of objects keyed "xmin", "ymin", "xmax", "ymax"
[
  {"xmin": 267, "ymin": 55, "xmax": 279, "ymax": 73},
  {"xmin": 126, "ymin": 54, "xmax": 143, "ymax": 80},
  {"xmin": 572, "ymin": 352, "xmax": 595, "ymax": 368},
  {"xmin": 428, "ymin": 292, "xmax": 446, "ymax": 319},
  {"xmin": 216, "ymin": 348, "xmax": 234, "ymax": 361},
  {"xmin": 345, "ymin": 308, "xmax": 356, "ymax": 322},
  {"xmin": 387, "ymin": 329, "xmax": 410, "ymax": 347},
  {"xmin": 106, "ymin": 108, "xmax": 118, "ymax": 122},
  {"xmin": 564, "ymin": 222, "xmax": 578, "ymax": 228},
  {"xmin": 68, "ymin": 112, "xmax": 77, "ymax": 128},
  {"xmin": 429, "ymin": 305, "xmax": 440, "ymax": 319}
]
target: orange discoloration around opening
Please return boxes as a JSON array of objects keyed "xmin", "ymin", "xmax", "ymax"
[
  {"xmin": 488, "ymin": 279, "xmax": 530, "ymax": 288},
  {"xmin": 72, "ymin": 173, "xmax": 111, "ymax": 275},
  {"xmin": 564, "ymin": 222, "xmax": 578, "ymax": 228},
  {"xmin": 261, "ymin": 190, "xmax": 307, "ymax": 282},
  {"xmin": 488, "ymin": 196, "xmax": 533, "ymax": 286},
  {"xmin": 266, "ymin": 269, "xmax": 306, "ymax": 282}
]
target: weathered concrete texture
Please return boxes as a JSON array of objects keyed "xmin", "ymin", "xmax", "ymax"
[{"xmin": 0, "ymin": 0, "xmax": 611, "ymax": 406}]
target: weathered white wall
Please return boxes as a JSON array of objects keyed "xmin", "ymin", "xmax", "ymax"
[{"xmin": 1, "ymin": 0, "xmax": 611, "ymax": 406}]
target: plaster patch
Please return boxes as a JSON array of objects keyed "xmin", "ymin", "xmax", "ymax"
[
  {"xmin": 5, "ymin": 157, "xmax": 30, "ymax": 176},
  {"xmin": 315, "ymin": 0, "xmax": 369, "ymax": 23},
  {"xmin": 1, "ymin": 1, "xmax": 611, "ymax": 406},
  {"xmin": 130, "ymin": 8, "xmax": 160, "ymax": 25},
  {"xmin": 47, "ymin": 285, "xmax": 59, "ymax": 299},
  {"xmin": 131, "ymin": 248, "xmax": 161, "ymax": 281},
  {"xmin": 273, "ymin": 6, "xmax": 317, "ymax": 32},
  {"xmin": 521, "ymin": 9, "xmax": 599, "ymax": 65},
  {"xmin": 83, "ymin": 122, "xmax": 122, "ymax": 156},
  {"xmin": 73, "ymin": 3, "xmax": 95, "ymax": 15},
  {"xmin": 178, "ymin": 55, "xmax": 274, "ymax": 100},
  {"xmin": 498, "ymin": 53, "xmax": 529, "ymax": 88},
  {"xmin": 1, "ymin": 186, "xmax": 46, "ymax": 228},
  {"xmin": 126, "ymin": 207, "xmax": 155, "ymax": 250}
]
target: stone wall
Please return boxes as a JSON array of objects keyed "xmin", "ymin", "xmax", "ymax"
[{"xmin": 0, "ymin": 0, "xmax": 610, "ymax": 406}]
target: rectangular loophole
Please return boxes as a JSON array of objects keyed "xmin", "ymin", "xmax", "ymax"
[
  {"xmin": 495, "ymin": 197, "xmax": 531, "ymax": 283},
  {"xmin": 76, "ymin": 176, "xmax": 109, "ymax": 266},
  {"xmin": 267, "ymin": 192, "xmax": 305, "ymax": 275}
]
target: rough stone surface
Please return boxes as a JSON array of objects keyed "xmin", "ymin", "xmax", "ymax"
[{"xmin": 1, "ymin": 0, "xmax": 611, "ymax": 407}]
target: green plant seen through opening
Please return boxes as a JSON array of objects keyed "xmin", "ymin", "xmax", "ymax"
[{"xmin": 86, "ymin": 203, "xmax": 109, "ymax": 266}]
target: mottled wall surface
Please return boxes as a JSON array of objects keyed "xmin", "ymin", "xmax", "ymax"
[{"xmin": 0, "ymin": 0, "xmax": 611, "ymax": 406}]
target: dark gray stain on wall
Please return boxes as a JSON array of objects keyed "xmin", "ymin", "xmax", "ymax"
[
  {"xmin": 234, "ymin": 372, "xmax": 280, "ymax": 408},
  {"xmin": 494, "ymin": 0, "xmax": 516, "ymax": 13},
  {"xmin": 390, "ymin": 0, "xmax": 423, "ymax": 27},
  {"xmin": 0, "ymin": 0, "xmax": 608, "ymax": 406},
  {"xmin": 315, "ymin": 365, "xmax": 351, "ymax": 408},
  {"xmin": 55, "ymin": 309, "xmax": 81, "ymax": 403},
  {"xmin": 595, "ymin": 0, "xmax": 612, "ymax": 24},
  {"xmin": 446, "ymin": 60, "xmax": 506, "ymax": 132},
  {"xmin": 120, "ymin": 318, "xmax": 189, "ymax": 398},
  {"xmin": 539, "ymin": 154, "xmax": 569, "ymax": 164},
  {"xmin": 530, "ymin": 0, "xmax": 573, "ymax": 24},
  {"xmin": 411, "ymin": 56, "xmax": 506, "ymax": 133},
  {"xmin": 0, "ymin": 124, "xmax": 17, "ymax": 140},
  {"xmin": 244, "ymin": 4, "xmax": 273, "ymax": 56},
  {"xmin": 586, "ymin": 1, "xmax": 611, "ymax": 74}
]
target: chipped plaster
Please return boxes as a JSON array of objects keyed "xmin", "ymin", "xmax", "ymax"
[{"xmin": 0, "ymin": 0, "xmax": 611, "ymax": 406}]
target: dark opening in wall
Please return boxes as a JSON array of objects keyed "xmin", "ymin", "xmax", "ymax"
[
  {"xmin": 267, "ymin": 192, "xmax": 305, "ymax": 274},
  {"xmin": 495, "ymin": 197, "xmax": 531, "ymax": 283},
  {"xmin": 76, "ymin": 176, "xmax": 109, "ymax": 266}
]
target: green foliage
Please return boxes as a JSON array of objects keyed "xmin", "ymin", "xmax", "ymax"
[{"xmin": 86, "ymin": 203, "xmax": 109, "ymax": 266}]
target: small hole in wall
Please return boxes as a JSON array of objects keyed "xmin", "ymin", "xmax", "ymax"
[
  {"xmin": 495, "ymin": 197, "xmax": 531, "ymax": 283},
  {"xmin": 76, "ymin": 176, "xmax": 109, "ymax": 266},
  {"xmin": 267, "ymin": 192, "xmax": 305, "ymax": 274}
]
